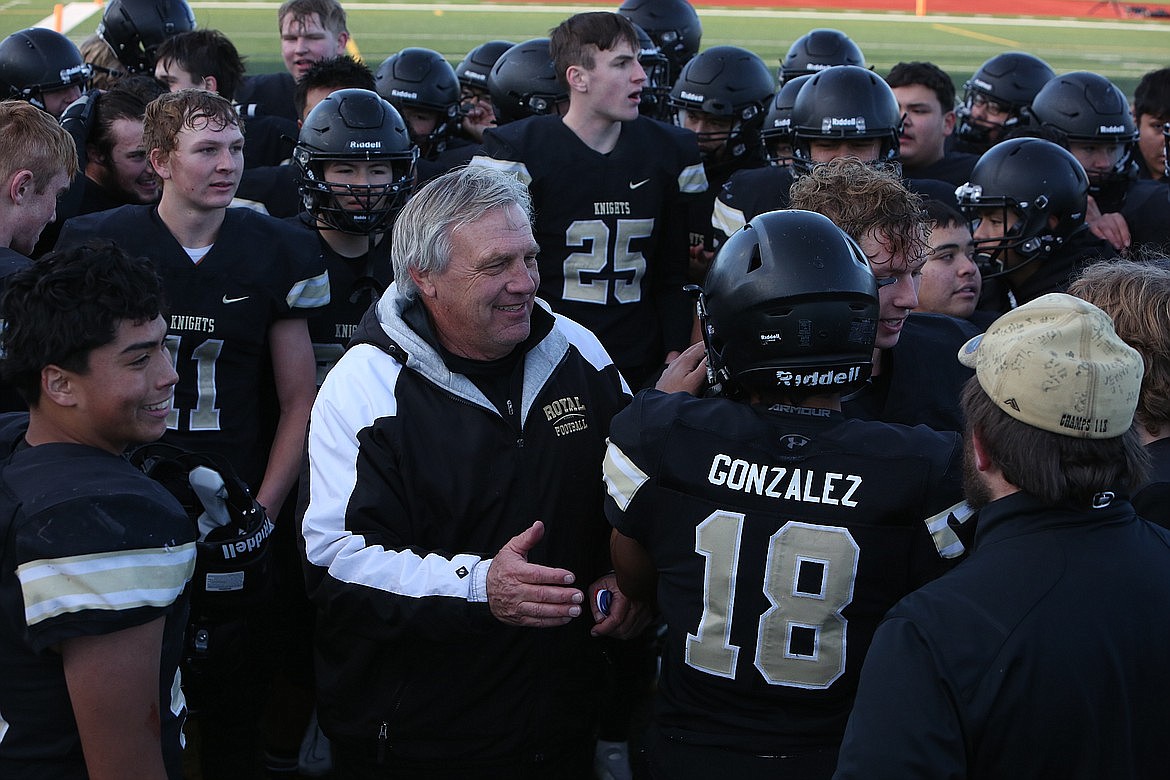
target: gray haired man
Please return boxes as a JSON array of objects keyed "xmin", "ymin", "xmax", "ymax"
[{"xmin": 300, "ymin": 165, "xmax": 645, "ymax": 777}]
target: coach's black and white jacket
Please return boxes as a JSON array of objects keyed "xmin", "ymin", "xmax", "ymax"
[{"xmin": 300, "ymin": 283, "xmax": 630, "ymax": 767}]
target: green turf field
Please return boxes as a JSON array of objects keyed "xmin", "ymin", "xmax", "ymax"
[{"xmin": 2, "ymin": 1, "xmax": 1167, "ymax": 95}]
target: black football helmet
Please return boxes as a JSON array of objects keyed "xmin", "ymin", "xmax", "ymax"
[
  {"xmin": 617, "ymin": 0, "xmax": 702, "ymax": 84},
  {"xmin": 0, "ymin": 28, "xmax": 91, "ymax": 109},
  {"xmin": 1026, "ymin": 71, "xmax": 1138, "ymax": 207},
  {"xmin": 698, "ymin": 209, "xmax": 878, "ymax": 396},
  {"xmin": 778, "ymin": 28, "xmax": 865, "ymax": 83},
  {"xmin": 955, "ymin": 137, "xmax": 1089, "ymax": 277},
  {"xmin": 98, "ymin": 0, "xmax": 195, "ymax": 73},
  {"xmin": 669, "ymin": 45, "xmax": 774, "ymax": 162},
  {"xmin": 761, "ymin": 73, "xmax": 810, "ymax": 166},
  {"xmin": 955, "ymin": 51, "xmax": 1054, "ymax": 150},
  {"xmin": 294, "ymin": 89, "xmax": 418, "ymax": 235},
  {"xmin": 129, "ymin": 442, "xmax": 275, "ymax": 617},
  {"xmin": 632, "ymin": 22, "xmax": 672, "ymax": 121},
  {"xmin": 456, "ymin": 39, "xmax": 514, "ymax": 93},
  {"xmin": 488, "ymin": 38, "xmax": 567, "ymax": 125},
  {"xmin": 374, "ymin": 48, "xmax": 460, "ymax": 157},
  {"xmin": 789, "ymin": 65, "xmax": 902, "ymax": 175}
]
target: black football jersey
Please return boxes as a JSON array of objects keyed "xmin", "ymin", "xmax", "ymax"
[
  {"xmin": 0, "ymin": 415, "xmax": 195, "ymax": 777},
  {"xmin": 284, "ymin": 217, "xmax": 393, "ymax": 385},
  {"xmin": 473, "ymin": 115, "xmax": 707, "ymax": 387},
  {"xmin": 603, "ymin": 390, "xmax": 962, "ymax": 753},
  {"xmin": 56, "ymin": 206, "xmax": 329, "ymax": 488}
]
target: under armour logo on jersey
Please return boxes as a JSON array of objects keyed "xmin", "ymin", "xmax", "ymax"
[
  {"xmin": 629, "ymin": 178, "xmax": 650, "ymax": 190},
  {"xmin": 781, "ymin": 434, "xmax": 810, "ymax": 450},
  {"xmin": 1004, "ymin": 398, "xmax": 1020, "ymax": 411}
]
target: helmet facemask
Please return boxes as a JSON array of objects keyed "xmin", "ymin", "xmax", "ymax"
[
  {"xmin": 296, "ymin": 150, "xmax": 418, "ymax": 235},
  {"xmin": 957, "ymin": 186, "xmax": 1054, "ymax": 278}
]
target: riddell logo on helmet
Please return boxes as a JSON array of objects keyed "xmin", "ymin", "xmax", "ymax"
[
  {"xmin": 680, "ymin": 90, "xmax": 704, "ymax": 102},
  {"xmin": 775, "ymin": 366, "xmax": 862, "ymax": 387},
  {"xmin": 219, "ymin": 516, "xmax": 275, "ymax": 560},
  {"xmin": 1099, "ymin": 124, "xmax": 1126, "ymax": 133},
  {"xmin": 972, "ymin": 79, "xmax": 993, "ymax": 92},
  {"xmin": 391, "ymin": 89, "xmax": 418, "ymax": 100},
  {"xmin": 349, "ymin": 141, "xmax": 381, "ymax": 149}
]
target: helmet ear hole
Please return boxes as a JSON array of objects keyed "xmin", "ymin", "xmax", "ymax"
[{"xmin": 746, "ymin": 245, "xmax": 763, "ymax": 273}]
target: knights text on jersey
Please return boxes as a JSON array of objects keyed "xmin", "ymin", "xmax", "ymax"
[
  {"xmin": 56, "ymin": 206, "xmax": 330, "ymax": 488},
  {"xmin": 602, "ymin": 390, "xmax": 962, "ymax": 754},
  {"xmin": 472, "ymin": 115, "xmax": 707, "ymax": 383},
  {"xmin": 0, "ymin": 425, "xmax": 195, "ymax": 778},
  {"xmin": 283, "ymin": 217, "xmax": 394, "ymax": 386}
]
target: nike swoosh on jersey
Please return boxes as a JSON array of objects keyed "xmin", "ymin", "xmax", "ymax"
[
  {"xmin": 222, "ymin": 295, "xmax": 250, "ymax": 304},
  {"xmin": 629, "ymin": 179, "xmax": 651, "ymax": 190}
]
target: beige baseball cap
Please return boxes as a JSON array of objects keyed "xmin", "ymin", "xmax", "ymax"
[{"xmin": 958, "ymin": 293, "xmax": 1144, "ymax": 439}]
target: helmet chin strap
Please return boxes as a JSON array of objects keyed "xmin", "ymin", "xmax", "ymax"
[{"xmin": 684, "ymin": 284, "xmax": 729, "ymax": 393}]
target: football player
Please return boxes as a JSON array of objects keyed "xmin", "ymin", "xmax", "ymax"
[
  {"xmin": 712, "ymin": 65, "xmax": 909, "ymax": 247},
  {"xmin": 1068, "ymin": 258, "xmax": 1170, "ymax": 528},
  {"xmin": 885, "ymin": 61, "xmax": 979, "ymax": 186},
  {"xmin": 487, "ymin": 37, "xmax": 570, "ymax": 126},
  {"xmin": 292, "ymin": 88, "xmax": 417, "ymax": 384},
  {"xmin": 952, "ymin": 51, "xmax": 1054, "ymax": 155},
  {"xmin": 455, "ymin": 40, "xmax": 515, "ymax": 143},
  {"xmin": 1132, "ymin": 67, "xmax": 1170, "ymax": 183},
  {"xmin": 55, "ymin": 89, "xmax": 328, "ymax": 778},
  {"xmin": 154, "ymin": 28, "xmax": 299, "ymax": 169},
  {"xmin": 668, "ymin": 44, "xmax": 773, "ymax": 280},
  {"xmin": 0, "ymin": 242, "xmax": 195, "ymax": 778},
  {"xmin": 789, "ymin": 158, "xmax": 979, "ymax": 432},
  {"xmin": 604, "ymin": 209, "xmax": 963, "ymax": 779},
  {"xmin": 616, "ymin": 0, "xmax": 702, "ymax": 87},
  {"xmin": 97, "ymin": 0, "xmax": 196, "ymax": 75},
  {"xmin": 0, "ymin": 28, "xmax": 92, "ymax": 119},
  {"xmin": 1026, "ymin": 70, "xmax": 1170, "ymax": 256},
  {"xmin": 234, "ymin": 0, "xmax": 350, "ymax": 122},
  {"xmin": 472, "ymin": 11, "xmax": 707, "ymax": 389},
  {"xmin": 777, "ymin": 27, "xmax": 864, "ymax": 83},
  {"xmin": 956, "ymin": 137, "xmax": 1114, "ymax": 312}
]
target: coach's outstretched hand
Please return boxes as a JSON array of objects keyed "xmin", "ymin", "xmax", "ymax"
[{"xmin": 487, "ymin": 521, "xmax": 584, "ymax": 627}]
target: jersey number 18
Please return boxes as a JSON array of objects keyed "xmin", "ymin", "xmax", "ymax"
[{"xmin": 686, "ymin": 511, "xmax": 860, "ymax": 689}]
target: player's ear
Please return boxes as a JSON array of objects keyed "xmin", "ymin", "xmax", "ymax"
[
  {"xmin": 8, "ymin": 169, "xmax": 35, "ymax": 205},
  {"xmin": 566, "ymin": 64, "xmax": 589, "ymax": 94},
  {"xmin": 40, "ymin": 365, "xmax": 78, "ymax": 408},
  {"xmin": 202, "ymin": 75, "xmax": 219, "ymax": 94},
  {"xmin": 149, "ymin": 148, "xmax": 171, "ymax": 180}
]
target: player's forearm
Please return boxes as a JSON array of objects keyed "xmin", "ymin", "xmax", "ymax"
[{"xmin": 256, "ymin": 399, "xmax": 312, "ymax": 518}]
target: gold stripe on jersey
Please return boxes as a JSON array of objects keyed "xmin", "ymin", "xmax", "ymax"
[
  {"xmin": 468, "ymin": 155, "xmax": 533, "ymax": 187},
  {"xmin": 923, "ymin": 501, "xmax": 975, "ymax": 559},
  {"xmin": 712, "ymin": 197, "xmax": 747, "ymax": 239},
  {"xmin": 17, "ymin": 543, "xmax": 196, "ymax": 625},
  {"xmin": 603, "ymin": 438, "xmax": 649, "ymax": 512},
  {"xmin": 677, "ymin": 162, "xmax": 709, "ymax": 195},
  {"xmin": 288, "ymin": 269, "xmax": 331, "ymax": 310}
]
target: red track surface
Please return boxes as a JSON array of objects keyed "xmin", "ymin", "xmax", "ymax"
[
  {"xmin": 509, "ymin": 0, "xmax": 1169, "ymax": 21},
  {"xmin": 701, "ymin": 0, "xmax": 1163, "ymax": 17}
]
